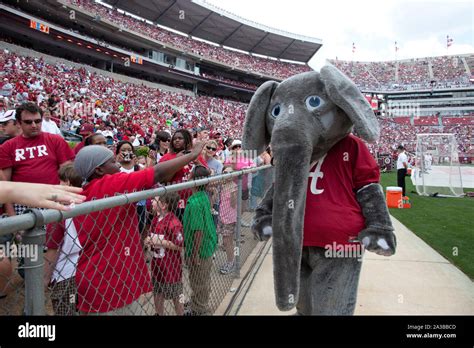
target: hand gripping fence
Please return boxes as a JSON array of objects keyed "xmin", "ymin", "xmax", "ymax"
[{"xmin": 0, "ymin": 165, "xmax": 273, "ymax": 316}]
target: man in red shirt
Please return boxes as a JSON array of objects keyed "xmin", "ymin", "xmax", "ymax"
[
  {"xmin": 0, "ymin": 102, "xmax": 75, "ymax": 215},
  {"xmin": 73, "ymin": 141, "xmax": 204, "ymax": 315}
]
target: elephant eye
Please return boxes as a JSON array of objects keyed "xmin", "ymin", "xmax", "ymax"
[
  {"xmin": 305, "ymin": 95, "xmax": 324, "ymax": 111},
  {"xmin": 271, "ymin": 104, "xmax": 281, "ymax": 118}
]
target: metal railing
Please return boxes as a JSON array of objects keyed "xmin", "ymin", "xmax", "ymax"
[{"xmin": 0, "ymin": 165, "xmax": 273, "ymax": 316}]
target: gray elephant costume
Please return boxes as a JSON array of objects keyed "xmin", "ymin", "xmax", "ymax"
[{"xmin": 242, "ymin": 65, "xmax": 397, "ymax": 315}]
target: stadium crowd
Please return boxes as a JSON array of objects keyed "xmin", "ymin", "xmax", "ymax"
[
  {"xmin": 66, "ymin": 0, "xmax": 311, "ymax": 80},
  {"xmin": 330, "ymin": 56, "xmax": 472, "ymax": 91},
  {"xmin": 1, "ymin": 48, "xmax": 473, "ymax": 161},
  {"xmin": 0, "ymin": 50, "xmax": 248, "ymax": 143}
]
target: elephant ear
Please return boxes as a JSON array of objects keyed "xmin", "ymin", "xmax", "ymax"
[
  {"xmin": 242, "ymin": 80, "xmax": 279, "ymax": 153},
  {"xmin": 320, "ymin": 65, "xmax": 380, "ymax": 142}
]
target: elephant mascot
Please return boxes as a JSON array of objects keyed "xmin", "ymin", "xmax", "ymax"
[{"xmin": 242, "ymin": 65, "xmax": 397, "ymax": 315}]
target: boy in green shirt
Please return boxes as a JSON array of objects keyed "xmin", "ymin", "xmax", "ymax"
[{"xmin": 183, "ymin": 165, "xmax": 217, "ymax": 315}]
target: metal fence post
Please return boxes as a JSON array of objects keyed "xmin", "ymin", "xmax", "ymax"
[
  {"xmin": 22, "ymin": 210, "xmax": 46, "ymax": 315},
  {"xmin": 234, "ymin": 174, "xmax": 243, "ymax": 278}
]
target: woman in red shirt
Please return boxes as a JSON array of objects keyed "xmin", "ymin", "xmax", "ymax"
[{"xmin": 159, "ymin": 129, "xmax": 207, "ymax": 221}]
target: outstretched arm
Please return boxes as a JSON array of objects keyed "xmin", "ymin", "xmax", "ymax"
[
  {"xmin": 153, "ymin": 141, "xmax": 205, "ymax": 184},
  {"xmin": 356, "ymin": 183, "xmax": 396, "ymax": 256},
  {"xmin": 0, "ymin": 182, "xmax": 85, "ymax": 211}
]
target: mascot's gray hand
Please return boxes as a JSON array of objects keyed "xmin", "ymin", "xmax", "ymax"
[
  {"xmin": 251, "ymin": 214, "xmax": 273, "ymax": 241},
  {"xmin": 358, "ymin": 227, "xmax": 396, "ymax": 256}
]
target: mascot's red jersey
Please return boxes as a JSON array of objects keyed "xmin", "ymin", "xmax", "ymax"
[{"xmin": 303, "ymin": 134, "xmax": 379, "ymax": 247}]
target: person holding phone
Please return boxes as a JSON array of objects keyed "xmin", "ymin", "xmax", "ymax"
[
  {"xmin": 116, "ymin": 141, "xmax": 149, "ymax": 238},
  {"xmin": 116, "ymin": 141, "xmax": 138, "ymax": 172}
]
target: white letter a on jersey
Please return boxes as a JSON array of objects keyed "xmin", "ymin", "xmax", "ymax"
[{"xmin": 309, "ymin": 154, "xmax": 326, "ymax": 195}]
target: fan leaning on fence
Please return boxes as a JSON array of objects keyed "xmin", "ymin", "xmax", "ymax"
[{"xmin": 71, "ymin": 141, "xmax": 205, "ymax": 315}]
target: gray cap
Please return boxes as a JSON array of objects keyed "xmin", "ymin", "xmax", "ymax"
[{"xmin": 74, "ymin": 145, "xmax": 114, "ymax": 181}]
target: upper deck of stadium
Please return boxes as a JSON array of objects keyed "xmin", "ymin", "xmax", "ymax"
[{"xmin": 102, "ymin": 0, "xmax": 322, "ymax": 63}]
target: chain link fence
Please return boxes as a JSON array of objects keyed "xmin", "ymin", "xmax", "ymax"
[{"xmin": 0, "ymin": 165, "xmax": 273, "ymax": 316}]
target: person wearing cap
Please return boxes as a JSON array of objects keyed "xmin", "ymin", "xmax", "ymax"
[
  {"xmin": 72, "ymin": 141, "xmax": 205, "ymax": 315},
  {"xmin": 0, "ymin": 110, "xmax": 20, "ymax": 145},
  {"xmin": 73, "ymin": 123, "xmax": 95, "ymax": 155}
]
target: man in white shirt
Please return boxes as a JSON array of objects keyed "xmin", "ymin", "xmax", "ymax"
[
  {"xmin": 424, "ymin": 153, "xmax": 432, "ymax": 171},
  {"xmin": 70, "ymin": 115, "xmax": 81, "ymax": 132},
  {"xmin": 41, "ymin": 109, "xmax": 62, "ymax": 136},
  {"xmin": 396, "ymin": 145, "xmax": 408, "ymax": 196}
]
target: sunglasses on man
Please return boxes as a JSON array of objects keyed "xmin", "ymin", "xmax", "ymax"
[
  {"xmin": 206, "ymin": 146, "xmax": 217, "ymax": 151},
  {"xmin": 232, "ymin": 145, "xmax": 241, "ymax": 149},
  {"xmin": 21, "ymin": 119, "xmax": 42, "ymax": 125}
]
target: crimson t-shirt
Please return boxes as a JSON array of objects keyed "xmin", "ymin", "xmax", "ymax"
[
  {"xmin": 0, "ymin": 133, "xmax": 75, "ymax": 184},
  {"xmin": 159, "ymin": 153, "xmax": 208, "ymax": 208},
  {"xmin": 74, "ymin": 168, "xmax": 154, "ymax": 313},
  {"xmin": 303, "ymin": 135, "xmax": 380, "ymax": 247},
  {"xmin": 150, "ymin": 212, "xmax": 184, "ymax": 284},
  {"xmin": 73, "ymin": 140, "xmax": 86, "ymax": 155}
]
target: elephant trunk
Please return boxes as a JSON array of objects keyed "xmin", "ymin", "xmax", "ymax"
[{"xmin": 271, "ymin": 135, "xmax": 312, "ymax": 311}]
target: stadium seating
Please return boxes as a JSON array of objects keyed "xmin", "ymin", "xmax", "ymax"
[
  {"xmin": 0, "ymin": 49, "xmax": 248, "ymax": 140},
  {"xmin": 65, "ymin": 0, "xmax": 311, "ymax": 80},
  {"xmin": 442, "ymin": 117, "xmax": 474, "ymax": 126},
  {"xmin": 329, "ymin": 56, "xmax": 473, "ymax": 91},
  {"xmin": 413, "ymin": 116, "xmax": 439, "ymax": 126}
]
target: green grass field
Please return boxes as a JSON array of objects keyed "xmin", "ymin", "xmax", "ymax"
[{"xmin": 380, "ymin": 171, "xmax": 474, "ymax": 279}]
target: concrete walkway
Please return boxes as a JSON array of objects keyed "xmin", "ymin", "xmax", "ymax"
[{"xmin": 231, "ymin": 216, "xmax": 474, "ymax": 315}]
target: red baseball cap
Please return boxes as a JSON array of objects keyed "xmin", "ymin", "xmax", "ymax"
[{"xmin": 79, "ymin": 123, "xmax": 95, "ymax": 135}]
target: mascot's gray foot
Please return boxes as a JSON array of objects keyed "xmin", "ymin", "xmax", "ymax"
[{"xmin": 251, "ymin": 214, "xmax": 273, "ymax": 241}]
